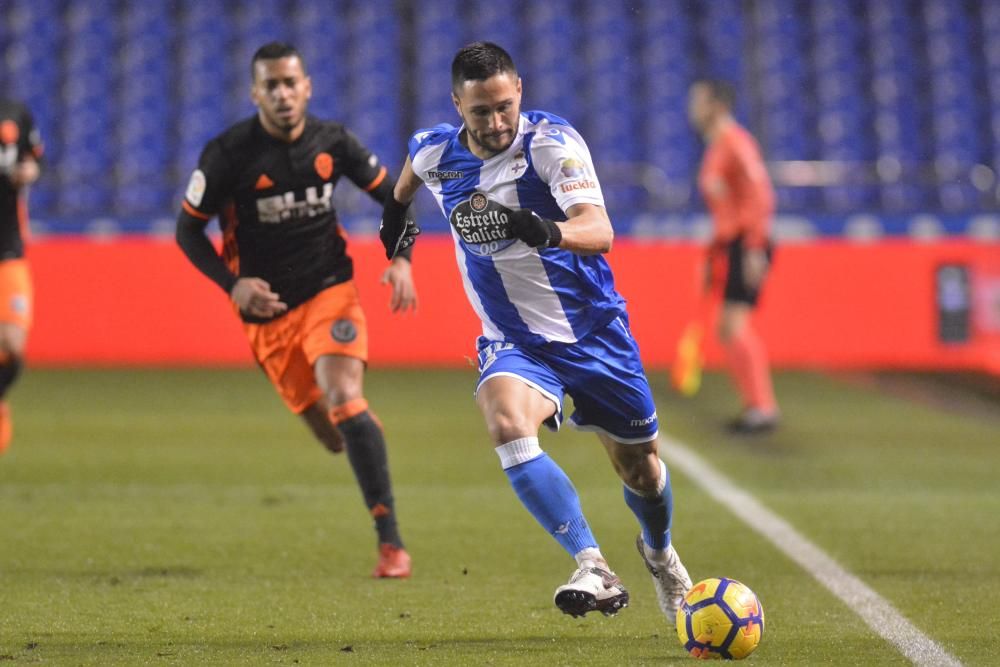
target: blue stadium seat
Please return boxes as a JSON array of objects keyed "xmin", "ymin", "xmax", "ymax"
[
  {"xmin": 9, "ymin": 0, "xmax": 1000, "ymax": 220},
  {"xmin": 412, "ymin": 0, "xmax": 464, "ymax": 130},
  {"xmin": 290, "ymin": 0, "xmax": 346, "ymax": 121},
  {"xmin": 522, "ymin": 0, "xmax": 579, "ymax": 119},
  {"xmin": 578, "ymin": 1, "xmax": 643, "ymax": 211},
  {"xmin": 639, "ymin": 0, "xmax": 696, "ymax": 205},
  {"xmin": 881, "ymin": 183, "xmax": 926, "ymax": 213},
  {"xmin": 465, "ymin": 0, "xmax": 523, "ymax": 60},
  {"xmin": 116, "ymin": 3, "xmax": 176, "ymax": 216},
  {"xmin": 701, "ymin": 0, "xmax": 744, "ymax": 84},
  {"xmin": 338, "ymin": 2, "xmax": 401, "ymax": 193}
]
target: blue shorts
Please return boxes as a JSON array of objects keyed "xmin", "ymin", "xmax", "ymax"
[{"xmin": 475, "ymin": 313, "xmax": 659, "ymax": 444}]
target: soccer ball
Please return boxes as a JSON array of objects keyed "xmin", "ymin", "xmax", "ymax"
[{"xmin": 675, "ymin": 577, "xmax": 764, "ymax": 660}]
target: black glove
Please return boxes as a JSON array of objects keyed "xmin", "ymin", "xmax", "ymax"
[
  {"xmin": 379, "ymin": 196, "xmax": 421, "ymax": 260},
  {"xmin": 508, "ymin": 209, "xmax": 562, "ymax": 249}
]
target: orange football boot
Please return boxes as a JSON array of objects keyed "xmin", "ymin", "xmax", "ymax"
[
  {"xmin": 0, "ymin": 401, "xmax": 11, "ymax": 455},
  {"xmin": 372, "ymin": 543, "xmax": 412, "ymax": 579}
]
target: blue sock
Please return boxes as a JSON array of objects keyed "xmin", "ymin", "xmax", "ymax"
[
  {"xmin": 624, "ymin": 459, "xmax": 673, "ymax": 550},
  {"xmin": 497, "ymin": 438, "xmax": 598, "ymax": 557}
]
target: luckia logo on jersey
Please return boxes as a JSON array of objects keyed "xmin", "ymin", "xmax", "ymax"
[
  {"xmin": 449, "ymin": 192, "xmax": 517, "ymax": 256},
  {"xmin": 256, "ymin": 183, "xmax": 334, "ymax": 224},
  {"xmin": 560, "ymin": 158, "xmax": 584, "ymax": 178}
]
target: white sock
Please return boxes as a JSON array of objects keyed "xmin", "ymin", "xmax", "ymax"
[
  {"xmin": 574, "ymin": 547, "xmax": 605, "ymax": 567},
  {"xmin": 494, "ymin": 436, "xmax": 543, "ymax": 469}
]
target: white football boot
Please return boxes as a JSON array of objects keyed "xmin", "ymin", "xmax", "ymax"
[
  {"xmin": 553, "ymin": 559, "xmax": 630, "ymax": 617},
  {"xmin": 635, "ymin": 535, "xmax": 693, "ymax": 619}
]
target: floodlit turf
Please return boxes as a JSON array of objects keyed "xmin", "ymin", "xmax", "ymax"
[{"xmin": 1, "ymin": 368, "xmax": 997, "ymax": 665}]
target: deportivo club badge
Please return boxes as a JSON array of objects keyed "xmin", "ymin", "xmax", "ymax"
[
  {"xmin": 470, "ymin": 192, "xmax": 488, "ymax": 212},
  {"xmin": 330, "ymin": 319, "xmax": 357, "ymax": 343}
]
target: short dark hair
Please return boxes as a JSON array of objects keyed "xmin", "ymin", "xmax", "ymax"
[
  {"xmin": 451, "ymin": 41, "xmax": 517, "ymax": 92},
  {"xmin": 694, "ymin": 79, "xmax": 736, "ymax": 109},
  {"xmin": 251, "ymin": 41, "xmax": 306, "ymax": 77}
]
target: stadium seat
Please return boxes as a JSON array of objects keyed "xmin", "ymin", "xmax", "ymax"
[{"xmin": 7, "ymin": 0, "xmax": 1000, "ymax": 221}]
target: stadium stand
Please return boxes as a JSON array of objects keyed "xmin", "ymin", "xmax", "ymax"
[{"xmin": 0, "ymin": 0, "xmax": 996, "ymax": 236}]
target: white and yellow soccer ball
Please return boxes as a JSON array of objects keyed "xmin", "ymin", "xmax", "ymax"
[{"xmin": 676, "ymin": 577, "xmax": 764, "ymax": 660}]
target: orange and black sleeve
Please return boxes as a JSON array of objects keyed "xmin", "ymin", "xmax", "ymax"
[{"xmin": 176, "ymin": 140, "xmax": 239, "ymax": 293}]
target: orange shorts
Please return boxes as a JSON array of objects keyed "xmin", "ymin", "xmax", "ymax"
[
  {"xmin": 243, "ymin": 280, "xmax": 368, "ymax": 414},
  {"xmin": 0, "ymin": 259, "xmax": 32, "ymax": 329}
]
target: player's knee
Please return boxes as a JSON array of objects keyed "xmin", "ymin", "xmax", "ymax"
[
  {"xmin": 619, "ymin": 456, "xmax": 661, "ymax": 494},
  {"xmin": 1, "ymin": 349, "xmax": 22, "ymax": 365},
  {"xmin": 324, "ymin": 384, "xmax": 362, "ymax": 411},
  {"xmin": 486, "ymin": 409, "xmax": 536, "ymax": 445},
  {"xmin": 327, "ymin": 396, "xmax": 369, "ymax": 428},
  {"xmin": 0, "ymin": 346, "xmax": 23, "ymax": 365},
  {"xmin": 0, "ymin": 327, "xmax": 25, "ymax": 359},
  {"xmin": 718, "ymin": 319, "xmax": 735, "ymax": 343}
]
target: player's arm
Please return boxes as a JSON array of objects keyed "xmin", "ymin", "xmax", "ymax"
[
  {"xmin": 175, "ymin": 208, "xmax": 238, "ymax": 295},
  {"xmin": 367, "ymin": 169, "xmax": 417, "ymax": 268},
  {"xmin": 175, "ymin": 209, "xmax": 287, "ymax": 318},
  {"xmin": 8, "ymin": 156, "xmax": 40, "ymax": 188},
  {"xmin": 372, "ymin": 160, "xmax": 419, "ymax": 312},
  {"xmin": 335, "ymin": 127, "xmax": 419, "ymax": 311},
  {"xmin": 379, "ymin": 156, "xmax": 422, "ymax": 260},
  {"xmin": 731, "ymin": 136, "xmax": 773, "ymax": 249},
  {"xmin": 390, "ymin": 155, "xmax": 424, "ymax": 204},
  {"xmin": 334, "ymin": 129, "xmax": 419, "ymax": 265},
  {"xmin": 175, "ymin": 145, "xmax": 239, "ymax": 295},
  {"xmin": 730, "ymin": 136, "xmax": 774, "ymax": 288},
  {"xmin": 508, "ymin": 203, "xmax": 612, "ymax": 255},
  {"xmin": 560, "ymin": 203, "xmax": 614, "ymax": 254},
  {"xmin": 7, "ymin": 104, "xmax": 42, "ymax": 187},
  {"xmin": 508, "ymin": 126, "xmax": 612, "ymax": 255},
  {"xmin": 176, "ymin": 145, "xmax": 286, "ymax": 318}
]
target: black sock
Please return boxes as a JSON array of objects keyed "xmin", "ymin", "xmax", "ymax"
[
  {"xmin": 0, "ymin": 357, "xmax": 22, "ymax": 399},
  {"xmin": 338, "ymin": 410, "xmax": 403, "ymax": 548}
]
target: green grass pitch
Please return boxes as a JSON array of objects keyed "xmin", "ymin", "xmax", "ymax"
[{"xmin": 1, "ymin": 368, "xmax": 997, "ymax": 665}]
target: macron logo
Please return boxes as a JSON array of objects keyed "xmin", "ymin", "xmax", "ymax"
[
  {"xmin": 630, "ymin": 412, "xmax": 657, "ymax": 427},
  {"xmin": 427, "ymin": 169, "xmax": 464, "ymax": 180}
]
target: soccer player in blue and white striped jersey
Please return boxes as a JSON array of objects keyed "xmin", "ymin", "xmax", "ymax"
[{"xmin": 380, "ymin": 42, "xmax": 692, "ymax": 621}]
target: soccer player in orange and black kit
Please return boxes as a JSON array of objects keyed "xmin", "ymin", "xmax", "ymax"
[
  {"xmin": 0, "ymin": 98, "xmax": 43, "ymax": 455},
  {"xmin": 176, "ymin": 42, "xmax": 417, "ymax": 577},
  {"xmin": 688, "ymin": 80, "xmax": 779, "ymax": 434}
]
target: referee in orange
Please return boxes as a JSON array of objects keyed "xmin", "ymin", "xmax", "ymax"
[
  {"xmin": 688, "ymin": 80, "xmax": 778, "ymax": 434},
  {"xmin": 176, "ymin": 42, "xmax": 416, "ymax": 576},
  {"xmin": 0, "ymin": 98, "xmax": 43, "ymax": 454}
]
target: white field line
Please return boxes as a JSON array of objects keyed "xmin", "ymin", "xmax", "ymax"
[{"xmin": 660, "ymin": 435, "xmax": 962, "ymax": 667}]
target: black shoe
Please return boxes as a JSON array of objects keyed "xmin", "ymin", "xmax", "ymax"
[{"xmin": 726, "ymin": 409, "xmax": 779, "ymax": 434}]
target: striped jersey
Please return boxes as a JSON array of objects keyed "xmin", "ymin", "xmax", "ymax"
[{"xmin": 409, "ymin": 110, "xmax": 625, "ymax": 346}]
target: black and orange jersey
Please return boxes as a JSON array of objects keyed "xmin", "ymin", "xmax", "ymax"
[
  {"xmin": 181, "ymin": 115, "xmax": 389, "ymax": 321},
  {"xmin": 0, "ymin": 99, "xmax": 44, "ymax": 260}
]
